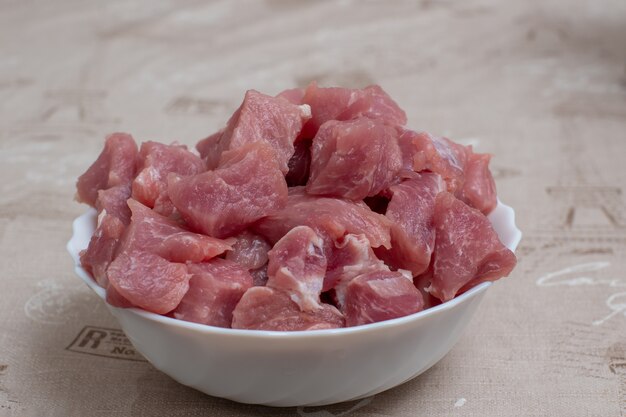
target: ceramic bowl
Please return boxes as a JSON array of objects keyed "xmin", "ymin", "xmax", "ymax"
[{"xmin": 67, "ymin": 200, "xmax": 521, "ymax": 407}]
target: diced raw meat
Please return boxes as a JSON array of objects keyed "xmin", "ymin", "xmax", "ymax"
[
  {"xmin": 120, "ymin": 199, "xmax": 233, "ymax": 263},
  {"xmin": 231, "ymin": 287, "xmax": 344, "ymax": 331},
  {"xmin": 76, "ymin": 133, "xmax": 138, "ymax": 206},
  {"xmin": 344, "ymin": 270, "xmax": 424, "ymax": 327},
  {"xmin": 276, "ymin": 88, "xmax": 305, "ymax": 105},
  {"xmin": 196, "ymin": 129, "xmax": 223, "ymax": 169},
  {"xmin": 375, "ymin": 173, "xmax": 444, "ymax": 276},
  {"xmin": 457, "ymin": 151, "xmax": 497, "ymax": 214},
  {"xmin": 132, "ymin": 141, "xmax": 205, "ymax": 210},
  {"xmin": 285, "ymin": 138, "xmax": 312, "ymax": 187},
  {"xmin": 80, "ymin": 210, "xmax": 126, "ymax": 287},
  {"xmin": 95, "ymin": 184, "xmax": 132, "ymax": 225},
  {"xmin": 194, "ymin": 90, "xmax": 311, "ymax": 173},
  {"xmin": 225, "ymin": 231, "xmax": 271, "ymax": 270},
  {"xmin": 173, "ymin": 259, "xmax": 253, "ymax": 328},
  {"xmin": 428, "ymin": 192, "xmax": 517, "ymax": 302},
  {"xmin": 253, "ymin": 187, "xmax": 392, "ymax": 250},
  {"xmin": 168, "ymin": 143, "xmax": 288, "ymax": 238},
  {"xmin": 266, "ymin": 226, "xmax": 327, "ymax": 311},
  {"xmin": 306, "ymin": 118, "xmax": 402, "ymax": 200},
  {"xmin": 413, "ymin": 268, "xmax": 442, "ymax": 310},
  {"xmin": 300, "ymin": 83, "xmax": 407, "ymax": 138},
  {"xmin": 398, "ymin": 129, "xmax": 469, "ymax": 193},
  {"xmin": 107, "ymin": 251, "xmax": 191, "ymax": 314}
]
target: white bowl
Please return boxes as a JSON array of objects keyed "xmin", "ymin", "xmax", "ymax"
[{"xmin": 67, "ymin": 200, "xmax": 521, "ymax": 407}]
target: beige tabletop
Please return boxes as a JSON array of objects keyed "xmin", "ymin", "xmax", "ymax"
[{"xmin": 1, "ymin": 1, "xmax": 625, "ymax": 416}]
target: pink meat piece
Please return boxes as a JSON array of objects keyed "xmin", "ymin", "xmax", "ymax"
[
  {"xmin": 306, "ymin": 118, "xmax": 402, "ymax": 200},
  {"xmin": 253, "ymin": 187, "xmax": 392, "ymax": 250},
  {"xmin": 168, "ymin": 143, "xmax": 288, "ymax": 238},
  {"xmin": 120, "ymin": 199, "xmax": 233, "ymax": 263},
  {"xmin": 194, "ymin": 90, "xmax": 311, "ymax": 173},
  {"xmin": 232, "ymin": 287, "xmax": 344, "ymax": 331},
  {"xmin": 132, "ymin": 141, "xmax": 205, "ymax": 210},
  {"xmin": 225, "ymin": 231, "xmax": 271, "ymax": 270},
  {"xmin": 344, "ymin": 270, "xmax": 424, "ymax": 327},
  {"xmin": 300, "ymin": 83, "xmax": 407, "ymax": 138},
  {"xmin": 325, "ymin": 234, "xmax": 391, "ymax": 307},
  {"xmin": 375, "ymin": 173, "xmax": 445, "ymax": 276},
  {"xmin": 276, "ymin": 88, "xmax": 305, "ymax": 105},
  {"xmin": 266, "ymin": 226, "xmax": 327, "ymax": 311},
  {"xmin": 413, "ymin": 268, "xmax": 442, "ymax": 310},
  {"xmin": 107, "ymin": 251, "xmax": 191, "ymax": 314},
  {"xmin": 456, "ymin": 152, "xmax": 497, "ymax": 214},
  {"xmin": 76, "ymin": 133, "xmax": 138, "ymax": 206},
  {"xmin": 95, "ymin": 184, "xmax": 132, "ymax": 225},
  {"xmin": 80, "ymin": 211, "xmax": 126, "ymax": 287},
  {"xmin": 285, "ymin": 138, "xmax": 312, "ymax": 187},
  {"xmin": 173, "ymin": 259, "xmax": 253, "ymax": 328},
  {"xmin": 398, "ymin": 129, "xmax": 469, "ymax": 193},
  {"xmin": 428, "ymin": 192, "xmax": 517, "ymax": 302}
]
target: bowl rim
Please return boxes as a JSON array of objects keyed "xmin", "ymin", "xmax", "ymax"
[{"xmin": 67, "ymin": 199, "xmax": 521, "ymax": 340}]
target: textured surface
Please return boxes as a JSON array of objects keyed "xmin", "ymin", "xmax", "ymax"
[{"xmin": 1, "ymin": 0, "xmax": 625, "ymax": 416}]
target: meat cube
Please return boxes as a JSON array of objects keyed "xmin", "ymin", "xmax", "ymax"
[
  {"xmin": 120, "ymin": 199, "xmax": 233, "ymax": 263},
  {"xmin": 76, "ymin": 133, "xmax": 138, "ymax": 206},
  {"xmin": 168, "ymin": 143, "xmax": 288, "ymax": 238},
  {"xmin": 266, "ymin": 226, "xmax": 327, "ymax": 311},
  {"xmin": 253, "ymin": 187, "xmax": 392, "ymax": 250},
  {"xmin": 300, "ymin": 83, "xmax": 407, "ymax": 138},
  {"xmin": 95, "ymin": 184, "xmax": 132, "ymax": 225},
  {"xmin": 344, "ymin": 270, "xmax": 424, "ymax": 327},
  {"xmin": 107, "ymin": 251, "xmax": 191, "ymax": 314},
  {"xmin": 195, "ymin": 90, "xmax": 311, "ymax": 173},
  {"xmin": 306, "ymin": 118, "xmax": 402, "ymax": 200},
  {"xmin": 456, "ymin": 152, "xmax": 497, "ymax": 214},
  {"xmin": 231, "ymin": 287, "xmax": 344, "ymax": 331},
  {"xmin": 173, "ymin": 259, "xmax": 253, "ymax": 328},
  {"xmin": 80, "ymin": 210, "xmax": 126, "ymax": 287},
  {"xmin": 225, "ymin": 230, "xmax": 271, "ymax": 271},
  {"xmin": 132, "ymin": 141, "xmax": 205, "ymax": 212},
  {"xmin": 427, "ymin": 192, "xmax": 517, "ymax": 302},
  {"xmin": 375, "ymin": 173, "xmax": 444, "ymax": 276},
  {"xmin": 276, "ymin": 88, "xmax": 305, "ymax": 105}
]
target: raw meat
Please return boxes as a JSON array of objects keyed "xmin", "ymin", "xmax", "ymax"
[
  {"xmin": 76, "ymin": 133, "xmax": 138, "ymax": 206},
  {"xmin": 196, "ymin": 129, "xmax": 223, "ymax": 169},
  {"xmin": 375, "ymin": 173, "xmax": 444, "ymax": 276},
  {"xmin": 132, "ymin": 141, "xmax": 205, "ymax": 211},
  {"xmin": 231, "ymin": 287, "xmax": 344, "ymax": 331},
  {"xmin": 398, "ymin": 129, "xmax": 469, "ymax": 193},
  {"xmin": 106, "ymin": 284, "xmax": 133, "ymax": 308},
  {"xmin": 306, "ymin": 118, "xmax": 402, "ymax": 200},
  {"xmin": 266, "ymin": 226, "xmax": 327, "ymax": 311},
  {"xmin": 194, "ymin": 90, "xmax": 311, "ymax": 173},
  {"xmin": 95, "ymin": 184, "xmax": 132, "ymax": 225},
  {"xmin": 344, "ymin": 270, "xmax": 424, "ymax": 327},
  {"xmin": 80, "ymin": 210, "xmax": 126, "ymax": 287},
  {"xmin": 107, "ymin": 251, "xmax": 191, "ymax": 314},
  {"xmin": 325, "ymin": 234, "xmax": 390, "ymax": 307},
  {"xmin": 250, "ymin": 264, "xmax": 269, "ymax": 287},
  {"xmin": 276, "ymin": 88, "xmax": 305, "ymax": 105},
  {"xmin": 457, "ymin": 152, "xmax": 497, "ymax": 214},
  {"xmin": 427, "ymin": 192, "xmax": 517, "ymax": 302},
  {"xmin": 168, "ymin": 143, "xmax": 288, "ymax": 238},
  {"xmin": 253, "ymin": 187, "xmax": 392, "ymax": 250},
  {"xmin": 173, "ymin": 259, "xmax": 253, "ymax": 328},
  {"xmin": 225, "ymin": 231, "xmax": 271, "ymax": 270},
  {"xmin": 120, "ymin": 199, "xmax": 233, "ymax": 263},
  {"xmin": 300, "ymin": 83, "xmax": 407, "ymax": 138}
]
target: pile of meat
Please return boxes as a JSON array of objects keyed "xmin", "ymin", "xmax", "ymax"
[{"xmin": 76, "ymin": 83, "xmax": 516, "ymax": 331}]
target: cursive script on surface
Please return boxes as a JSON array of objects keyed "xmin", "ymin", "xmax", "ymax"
[{"xmin": 536, "ymin": 262, "xmax": 626, "ymax": 326}]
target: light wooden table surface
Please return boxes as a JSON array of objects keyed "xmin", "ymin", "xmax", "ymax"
[{"xmin": 1, "ymin": 1, "xmax": 625, "ymax": 416}]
